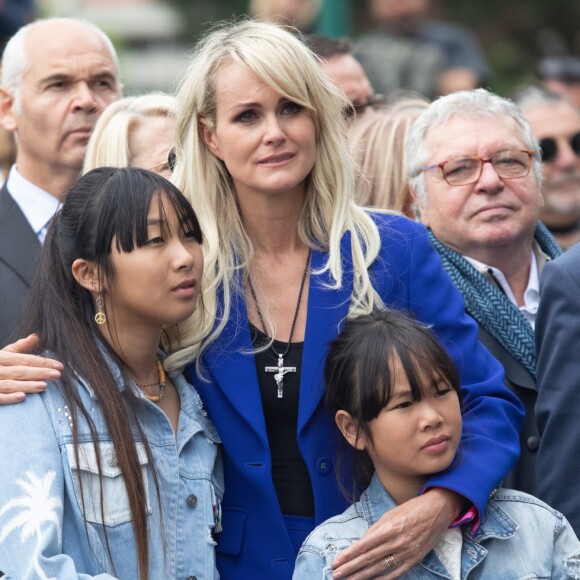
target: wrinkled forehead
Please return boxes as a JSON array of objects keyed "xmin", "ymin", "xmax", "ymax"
[
  {"xmin": 24, "ymin": 22, "xmax": 118, "ymax": 78},
  {"xmin": 424, "ymin": 114, "xmax": 529, "ymax": 159}
]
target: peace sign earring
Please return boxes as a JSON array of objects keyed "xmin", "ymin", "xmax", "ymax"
[{"xmin": 94, "ymin": 293, "xmax": 106, "ymax": 325}]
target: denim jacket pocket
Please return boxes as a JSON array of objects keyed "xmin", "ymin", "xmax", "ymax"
[{"xmin": 65, "ymin": 441, "xmax": 152, "ymax": 526}]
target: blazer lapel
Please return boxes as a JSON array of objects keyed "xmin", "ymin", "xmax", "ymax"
[
  {"xmin": 0, "ymin": 184, "xmax": 40, "ymax": 287},
  {"xmin": 298, "ymin": 231, "xmax": 354, "ymax": 433},
  {"xmin": 204, "ymin": 231, "xmax": 355, "ymax": 443},
  {"xmin": 204, "ymin": 271, "xmax": 269, "ymax": 444}
]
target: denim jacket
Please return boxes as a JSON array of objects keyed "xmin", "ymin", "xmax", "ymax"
[
  {"xmin": 294, "ymin": 474, "xmax": 580, "ymax": 579},
  {"xmin": 0, "ymin": 350, "xmax": 223, "ymax": 579}
]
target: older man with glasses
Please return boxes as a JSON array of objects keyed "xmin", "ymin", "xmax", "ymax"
[
  {"xmin": 513, "ymin": 85, "xmax": 580, "ymax": 250},
  {"xmin": 406, "ymin": 88, "xmax": 561, "ymax": 497}
]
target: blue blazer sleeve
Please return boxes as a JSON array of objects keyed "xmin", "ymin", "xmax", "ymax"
[
  {"xmin": 371, "ymin": 214, "xmax": 524, "ymax": 518},
  {"xmin": 535, "ymin": 243, "xmax": 580, "ymax": 534}
]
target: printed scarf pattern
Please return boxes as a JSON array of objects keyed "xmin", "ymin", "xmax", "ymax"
[{"xmin": 428, "ymin": 222, "xmax": 561, "ymax": 380}]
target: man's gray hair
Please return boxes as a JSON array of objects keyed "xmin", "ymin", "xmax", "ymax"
[
  {"xmin": 406, "ymin": 88, "xmax": 542, "ymax": 206},
  {"xmin": 1, "ymin": 17, "xmax": 121, "ymax": 113}
]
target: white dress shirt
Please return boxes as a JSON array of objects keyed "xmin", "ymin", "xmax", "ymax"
[
  {"xmin": 6, "ymin": 165, "xmax": 61, "ymax": 243},
  {"xmin": 464, "ymin": 249, "xmax": 540, "ymax": 329}
]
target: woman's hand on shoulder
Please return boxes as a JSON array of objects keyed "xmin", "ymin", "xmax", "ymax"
[
  {"xmin": 331, "ymin": 488, "xmax": 464, "ymax": 579},
  {"xmin": 0, "ymin": 334, "xmax": 63, "ymax": 405}
]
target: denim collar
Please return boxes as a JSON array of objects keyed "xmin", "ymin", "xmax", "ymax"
[{"xmin": 360, "ymin": 474, "xmax": 518, "ymax": 577}]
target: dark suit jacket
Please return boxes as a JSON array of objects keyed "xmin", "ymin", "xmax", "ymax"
[
  {"xmin": 478, "ymin": 327, "xmax": 539, "ymax": 496},
  {"xmin": 536, "ymin": 242, "xmax": 580, "ymax": 535},
  {"xmin": 188, "ymin": 214, "xmax": 524, "ymax": 580},
  {"xmin": 0, "ymin": 182, "xmax": 41, "ymax": 347}
]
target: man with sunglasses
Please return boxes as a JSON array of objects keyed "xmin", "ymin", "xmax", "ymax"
[
  {"xmin": 304, "ymin": 34, "xmax": 379, "ymax": 122},
  {"xmin": 406, "ymin": 88, "xmax": 561, "ymax": 497},
  {"xmin": 513, "ymin": 85, "xmax": 580, "ymax": 250}
]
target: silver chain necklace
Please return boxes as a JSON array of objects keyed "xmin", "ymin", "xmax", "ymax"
[{"xmin": 248, "ymin": 248, "xmax": 312, "ymax": 398}]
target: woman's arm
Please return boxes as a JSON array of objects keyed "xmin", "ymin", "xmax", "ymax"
[
  {"xmin": 0, "ymin": 335, "xmax": 63, "ymax": 404},
  {"xmin": 334, "ymin": 217, "xmax": 523, "ymax": 579},
  {"xmin": 373, "ymin": 219, "xmax": 523, "ymax": 510},
  {"xmin": 406, "ymin": 223, "xmax": 522, "ymax": 509},
  {"xmin": 331, "ymin": 489, "xmax": 463, "ymax": 579}
]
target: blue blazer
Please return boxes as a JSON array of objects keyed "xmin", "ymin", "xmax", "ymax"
[
  {"xmin": 536, "ymin": 242, "xmax": 580, "ymax": 535},
  {"xmin": 187, "ymin": 213, "xmax": 524, "ymax": 580}
]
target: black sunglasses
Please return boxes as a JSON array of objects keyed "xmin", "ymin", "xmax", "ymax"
[
  {"xmin": 167, "ymin": 147, "xmax": 176, "ymax": 171},
  {"xmin": 539, "ymin": 132, "xmax": 580, "ymax": 163},
  {"xmin": 148, "ymin": 147, "xmax": 177, "ymax": 174}
]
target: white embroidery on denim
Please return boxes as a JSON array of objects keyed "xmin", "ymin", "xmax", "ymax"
[{"xmin": 0, "ymin": 470, "xmax": 63, "ymax": 579}]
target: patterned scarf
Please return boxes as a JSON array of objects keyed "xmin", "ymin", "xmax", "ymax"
[{"xmin": 428, "ymin": 223, "xmax": 561, "ymax": 380}]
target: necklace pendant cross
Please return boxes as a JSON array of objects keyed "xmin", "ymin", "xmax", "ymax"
[{"xmin": 265, "ymin": 354, "xmax": 296, "ymax": 398}]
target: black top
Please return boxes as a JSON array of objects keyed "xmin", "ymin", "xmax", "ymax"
[{"xmin": 250, "ymin": 323, "xmax": 314, "ymax": 517}]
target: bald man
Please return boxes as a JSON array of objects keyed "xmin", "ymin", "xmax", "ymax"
[{"xmin": 0, "ymin": 18, "xmax": 122, "ymax": 346}]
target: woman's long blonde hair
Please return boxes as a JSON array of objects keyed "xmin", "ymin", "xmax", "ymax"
[{"xmin": 166, "ymin": 20, "xmax": 384, "ymax": 373}]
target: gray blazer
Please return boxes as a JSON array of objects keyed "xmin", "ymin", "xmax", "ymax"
[
  {"xmin": 535, "ymin": 242, "xmax": 580, "ymax": 535},
  {"xmin": 478, "ymin": 326, "xmax": 538, "ymax": 496},
  {"xmin": 0, "ymin": 183, "xmax": 40, "ymax": 347}
]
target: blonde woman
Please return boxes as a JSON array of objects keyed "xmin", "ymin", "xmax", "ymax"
[
  {"xmin": 349, "ymin": 96, "xmax": 428, "ymax": 215},
  {"xmin": 83, "ymin": 93, "xmax": 177, "ymax": 176},
  {"xmin": 0, "ymin": 21, "xmax": 523, "ymax": 580}
]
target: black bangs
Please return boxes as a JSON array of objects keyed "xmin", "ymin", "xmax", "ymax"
[
  {"xmin": 75, "ymin": 167, "xmax": 202, "ymax": 259},
  {"xmin": 361, "ymin": 312, "xmax": 462, "ymax": 421},
  {"xmin": 151, "ymin": 178, "xmax": 203, "ymax": 247},
  {"xmin": 325, "ymin": 309, "xmax": 461, "ymax": 424}
]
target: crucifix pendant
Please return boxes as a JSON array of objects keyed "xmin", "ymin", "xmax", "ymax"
[{"xmin": 265, "ymin": 354, "xmax": 296, "ymax": 398}]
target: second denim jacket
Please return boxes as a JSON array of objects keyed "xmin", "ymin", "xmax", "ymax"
[{"xmin": 294, "ymin": 474, "xmax": 580, "ymax": 579}]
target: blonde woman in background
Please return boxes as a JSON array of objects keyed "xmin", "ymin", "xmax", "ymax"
[
  {"xmin": 83, "ymin": 93, "xmax": 177, "ymax": 176},
  {"xmin": 349, "ymin": 95, "xmax": 428, "ymax": 216}
]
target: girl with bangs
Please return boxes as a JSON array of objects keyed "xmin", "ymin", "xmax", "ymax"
[
  {"xmin": 295, "ymin": 310, "xmax": 580, "ymax": 579},
  {"xmin": 0, "ymin": 167, "xmax": 223, "ymax": 579},
  {"xmin": 1, "ymin": 21, "xmax": 523, "ymax": 579}
]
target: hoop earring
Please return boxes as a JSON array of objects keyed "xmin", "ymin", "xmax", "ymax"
[{"xmin": 94, "ymin": 295, "xmax": 106, "ymax": 325}]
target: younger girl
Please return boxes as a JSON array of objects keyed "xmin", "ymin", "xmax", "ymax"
[
  {"xmin": 294, "ymin": 310, "xmax": 580, "ymax": 579},
  {"xmin": 0, "ymin": 167, "xmax": 222, "ymax": 579}
]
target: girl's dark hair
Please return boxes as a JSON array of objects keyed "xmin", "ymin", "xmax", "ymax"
[
  {"xmin": 324, "ymin": 309, "xmax": 461, "ymax": 502},
  {"xmin": 17, "ymin": 167, "xmax": 202, "ymax": 579}
]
